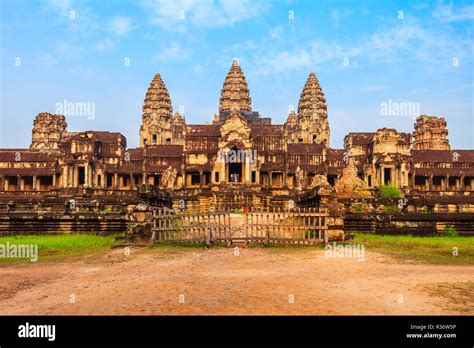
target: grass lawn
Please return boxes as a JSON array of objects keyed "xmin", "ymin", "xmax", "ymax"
[
  {"xmin": 352, "ymin": 233, "xmax": 474, "ymax": 265},
  {"xmin": 0, "ymin": 234, "xmax": 117, "ymax": 263}
]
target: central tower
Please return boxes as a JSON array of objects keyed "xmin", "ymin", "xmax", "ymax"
[
  {"xmin": 213, "ymin": 59, "xmax": 270, "ymax": 125},
  {"xmin": 139, "ymin": 74, "xmax": 173, "ymax": 147},
  {"xmin": 219, "ymin": 58, "xmax": 252, "ymax": 113}
]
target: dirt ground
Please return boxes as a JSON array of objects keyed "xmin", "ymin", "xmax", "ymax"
[{"xmin": 1, "ymin": 245, "xmax": 473, "ymax": 315}]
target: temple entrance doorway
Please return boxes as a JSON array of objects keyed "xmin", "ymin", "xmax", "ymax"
[
  {"xmin": 384, "ymin": 168, "xmax": 392, "ymax": 185},
  {"xmin": 228, "ymin": 162, "xmax": 242, "ymax": 183}
]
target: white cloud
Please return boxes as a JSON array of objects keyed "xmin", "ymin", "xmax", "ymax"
[
  {"xmin": 48, "ymin": 0, "xmax": 72, "ymax": 10},
  {"xmin": 256, "ymin": 50, "xmax": 312, "ymax": 74},
  {"xmin": 95, "ymin": 38, "xmax": 115, "ymax": 51},
  {"xmin": 142, "ymin": 0, "xmax": 270, "ymax": 29},
  {"xmin": 154, "ymin": 42, "xmax": 191, "ymax": 61},
  {"xmin": 432, "ymin": 2, "xmax": 474, "ymax": 23},
  {"xmin": 38, "ymin": 52, "xmax": 58, "ymax": 66},
  {"xmin": 330, "ymin": 8, "xmax": 353, "ymax": 25},
  {"xmin": 109, "ymin": 16, "xmax": 134, "ymax": 36},
  {"xmin": 269, "ymin": 26, "xmax": 283, "ymax": 40}
]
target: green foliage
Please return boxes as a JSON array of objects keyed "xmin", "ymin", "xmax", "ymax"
[
  {"xmin": 442, "ymin": 224, "xmax": 459, "ymax": 237},
  {"xmin": 383, "ymin": 204, "xmax": 400, "ymax": 213},
  {"xmin": 305, "ymin": 229, "xmax": 318, "ymax": 239},
  {"xmin": 378, "ymin": 183, "xmax": 402, "ymax": 199},
  {"xmin": 231, "ymin": 209, "xmax": 244, "ymax": 215},
  {"xmin": 353, "ymin": 233, "xmax": 473, "ymax": 265},
  {"xmin": 353, "ymin": 203, "xmax": 364, "ymax": 212},
  {"xmin": 0, "ymin": 234, "xmax": 117, "ymax": 263}
]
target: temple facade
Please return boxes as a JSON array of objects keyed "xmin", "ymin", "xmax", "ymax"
[{"xmin": 0, "ymin": 59, "xmax": 473, "ymax": 208}]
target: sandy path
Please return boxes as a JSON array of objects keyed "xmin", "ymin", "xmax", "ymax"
[{"xmin": 0, "ymin": 246, "xmax": 473, "ymax": 315}]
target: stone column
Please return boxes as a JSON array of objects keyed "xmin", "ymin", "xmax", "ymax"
[
  {"xmin": 245, "ymin": 154, "xmax": 250, "ymax": 184},
  {"xmin": 4, "ymin": 177, "xmax": 9, "ymax": 191},
  {"xmin": 16, "ymin": 175, "xmax": 21, "ymax": 190},
  {"xmin": 429, "ymin": 175, "xmax": 433, "ymax": 191},
  {"xmin": 69, "ymin": 166, "xmax": 74, "ymax": 187},
  {"xmin": 84, "ymin": 164, "xmax": 89, "ymax": 187},
  {"xmin": 89, "ymin": 165, "xmax": 93, "ymax": 188},
  {"xmin": 220, "ymin": 151, "xmax": 226, "ymax": 183},
  {"xmin": 20, "ymin": 176, "xmax": 24, "ymax": 191},
  {"xmin": 269, "ymin": 171, "xmax": 273, "ymax": 188},
  {"xmin": 199, "ymin": 170, "xmax": 204, "ymax": 188},
  {"xmin": 130, "ymin": 174, "xmax": 134, "ymax": 189},
  {"xmin": 114, "ymin": 173, "xmax": 119, "ymax": 189},
  {"xmin": 0, "ymin": 176, "xmax": 3, "ymax": 191},
  {"xmin": 52, "ymin": 174, "xmax": 56, "ymax": 188},
  {"xmin": 461, "ymin": 175, "xmax": 465, "ymax": 191}
]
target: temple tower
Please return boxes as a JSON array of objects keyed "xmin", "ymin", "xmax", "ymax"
[
  {"xmin": 139, "ymin": 74, "xmax": 173, "ymax": 146},
  {"xmin": 297, "ymin": 72, "xmax": 330, "ymax": 146},
  {"xmin": 412, "ymin": 115, "xmax": 450, "ymax": 150},
  {"xmin": 219, "ymin": 58, "xmax": 252, "ymax": 114},
  {"xmin": 30, "ymin": 112, "xmax": 67, "ymax": 150}
]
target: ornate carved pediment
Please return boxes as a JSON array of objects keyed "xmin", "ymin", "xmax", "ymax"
[{"xmin": 219, "ymin": 109, "xmax": 252, "ymax": 151}]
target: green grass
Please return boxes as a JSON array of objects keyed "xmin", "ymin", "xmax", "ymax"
[
  {"xmin": 353, "ymin": 233, "xmax": 474, "ymax": 265},
  {"xmin": 378, "ymin": 183, "xmax": 402, "ymax": 199},
  {"xmin": 0, "ymin": 234, "xmax": 117, "ymax": 263}
]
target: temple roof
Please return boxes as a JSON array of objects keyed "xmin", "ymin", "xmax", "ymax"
[
  {"xmin": 219, "ymin": 59, "xmax": 252, "ymax": 113},
  {"xmin": 287, "ymin": 143, "xmax": 325, "ymax": 155},
  {"xmin": 412, "ymin": 150, "xmax": 474, "ymax": 162},
  {"xmin": 144, "ymin": 145, "xmax": 183, "ymax": 157},
  {"xmin": 297, "ymin": 72, "xmax": 328, "ymax": 121},
  {"xmin": 0, "ymin": 149, "xmax": 58, "ymax": 162},
  {"xmin": 186, "ymin": 125, "xmax": 221, "ymax": 136},
  {"xmin": 346, "ymin": 132, "xmax": 374, "ymax": 145}
]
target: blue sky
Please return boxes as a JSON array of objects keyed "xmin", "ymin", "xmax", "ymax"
[{"xmin": 1, "ymin": 0, "xmax": 473, "ymax": 149}]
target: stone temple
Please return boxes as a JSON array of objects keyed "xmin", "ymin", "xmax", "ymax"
[{"xmin": 0, "ymin": 59, "xmax": 473, "ymax": 210}]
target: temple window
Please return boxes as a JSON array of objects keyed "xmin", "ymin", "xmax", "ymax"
[
  {"xmin": 97, "ymin": 174, "xmax": 102, "ymax": 186},
  {"xmin": 214, "ymin": 172, "xmax": 219, "ymax": 183},
  {"xmin": 383, "ymin": 168, "xmax": 391, "ymax": 185},
  {"xmin": 367, "ymin": 175, "xmax": 372, "ymax": 187},
  {"xmin": 24, "ymin": 176, "xmax": 33, "ymax": 190},
  {"xmin": 106, "ymin": 174, "xmax": 113, "ymax": 187},
  {"xmin": 191, "ymin": 173, "xmax": 200, "ymax": 186},
  {"xmin": 152, "ymin": 134, "xmax": 157, "ymax": 143},
  {"xmin": 251, "ymin": 171, "xmax": 256, "ymax": 183},
  {"xmin": 165, "ymin": 138, "xmax": 171, "ymax": 144},
  {"xmin": 78, "ymin": 167, "xmax": 85, "ymax": 185}
]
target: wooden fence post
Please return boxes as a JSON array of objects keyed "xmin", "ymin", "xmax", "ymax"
[{"xmin": 150, "ymin": 208, "xmax": 157, "ymax": 244}]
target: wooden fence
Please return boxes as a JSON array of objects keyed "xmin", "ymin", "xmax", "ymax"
[
  {"xmin": 150, "ymin": 207, "xmax": 328, "ymax": 246},
  {"xmin": 244, "ymin": 207, "xmax": 328, "ymax": 244},
  {"xmin": 151, "ymin": 209, "xmax": 231, "ymax": 245}
]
